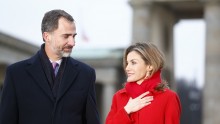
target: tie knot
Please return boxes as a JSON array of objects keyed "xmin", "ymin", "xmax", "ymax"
[
  {"xmin": 52, "ymin": 62, "xmax": 58, "ymax": 70},
  {"xmin": 52, "ymin": 62, "xmax": 59, "ymax": 76}
]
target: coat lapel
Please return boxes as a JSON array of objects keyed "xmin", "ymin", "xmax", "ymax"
[
  {"xmin": 26, "ymin": 54, "xmax": 54, "ymax": 102},
  {"xmin": 57, "ymin": 58, "xmax": 80, "ymax": 101}
]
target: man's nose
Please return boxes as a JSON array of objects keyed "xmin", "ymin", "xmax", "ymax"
[{"xmin": 68, "ymin": 37, "xmax": 75, "ymax": 46}]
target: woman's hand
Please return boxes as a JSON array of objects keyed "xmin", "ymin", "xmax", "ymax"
[{"xmin": 124, "ymin": 91, "xmax": 153, "ymax": 114}]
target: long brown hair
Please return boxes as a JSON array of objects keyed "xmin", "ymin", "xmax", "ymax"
[{"xmin": 123, "ymin": 42, "xmax": 169, "ymax": 91}]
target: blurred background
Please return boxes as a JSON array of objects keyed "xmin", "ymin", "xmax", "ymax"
[{"xmin": 0, "ymin": 0, "xmax": 220, "ymax": 124}]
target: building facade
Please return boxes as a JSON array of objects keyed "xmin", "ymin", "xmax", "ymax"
[
  {"xmin": 1, "ymin": 0, "xmax": 220, "ymax": 123},
  {"xmin": 129, "ymin": 0, "xmax": 220, "ymax": 124}
]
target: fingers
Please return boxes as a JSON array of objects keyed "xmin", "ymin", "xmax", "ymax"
[
  {"xmin": 139, "ymin": 100, "xmax": 152, "ymax": 110},
  {"xmin": 137, "ymin": 91, "xmax": 150, "ymax": 99},
  {"xmin": 141, "ymin": 96, "xmax": 153, "ymax": 102},
  {"xmin": 125, "ymin": 95, "xmax": 153, "ymax": 114},
  {"xmin": 143, "ymin": 101, "xmax": 151, "ymax": 106},
  {"xmin": 140, "ymin": 96, "xmax": 153, "ymax": 105},
  {"xmin": 135, "ymin": 91, "xmax": 153, "ymax": 104}
]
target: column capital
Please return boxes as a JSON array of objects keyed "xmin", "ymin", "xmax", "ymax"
[
  {"xmin": 129, "ymin": 0, "xmax": 154, "ymax": 8},
  {"xmin": 202, "ymin": 0, "xmax": 220, "ymax": 3}
]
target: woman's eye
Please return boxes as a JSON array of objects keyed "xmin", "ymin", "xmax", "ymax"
[{"xmin": 131, "ymin": 61, "xmax": 136, "ymax": 65}]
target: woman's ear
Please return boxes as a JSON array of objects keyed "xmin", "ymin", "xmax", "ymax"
[
  {"xmin": 144, "ymin": 65, "xmax": 153, "ymax": 79},
  {"xmin": 147, "ymin": 65, "xmax": 153, "ymax": 71}
]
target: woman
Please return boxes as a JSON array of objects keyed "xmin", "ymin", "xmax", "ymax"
[{"xmin": 105, "ymin": 42, "xmax": 181, "ymax": 124}]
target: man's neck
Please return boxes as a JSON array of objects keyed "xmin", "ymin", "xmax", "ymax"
[{"xmin": 44, "ymin": 45, "xmax": 62, "ymax": 61}]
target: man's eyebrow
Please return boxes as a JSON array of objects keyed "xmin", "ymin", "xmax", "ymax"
[{"xmin": 62, "ymin": 33, "xmax": 77, "ymax": 36}]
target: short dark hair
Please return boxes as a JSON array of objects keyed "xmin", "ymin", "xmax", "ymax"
[{"xmin": 41, "ymin": 9, "xmax": 74, "ymax": 35}]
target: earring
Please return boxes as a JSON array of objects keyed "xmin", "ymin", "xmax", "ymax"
[{"xmin": 144, "ymin": 71, "xmax": 150, "ymax": 79}]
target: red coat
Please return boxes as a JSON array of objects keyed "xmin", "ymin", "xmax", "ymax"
[{"xmin": 105, "ymin": 88, "xmax": 181, "ymax": 124}]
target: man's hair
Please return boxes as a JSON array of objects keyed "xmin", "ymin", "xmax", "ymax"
[{"xmin": 41, "ymin": 9, "xmax": 74, "ymax": 41}]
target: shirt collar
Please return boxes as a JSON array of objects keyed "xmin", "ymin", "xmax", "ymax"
[{"xmin": 49, "ymin": 59, "xmax": 62, "ymax": 65}]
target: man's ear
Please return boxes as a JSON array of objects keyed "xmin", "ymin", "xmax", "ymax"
[{"xmin": 42, "ymin": 32, "xmax": 50, "ymax": 42}]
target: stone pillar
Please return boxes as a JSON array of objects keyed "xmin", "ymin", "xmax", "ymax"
[
  {"xmin": 95, "ymin": 68, "xmax": 119, "ymax": 123},
  {"xmin": 102, "ymin": 83, "xmax": 116, "ymax": 124},
  {"xmin": 0, "ymin": 64, "xmax": 7, "ymax": 102},
  {"xmin": 129, "ymin": 0, "xmax": 153, "ymax": 43},
  {"xmin": 203, "ymin": 1, "xmax": 220, "ymax": 124},
  {"xmin": 149, "ymin": 5, "xmax": 176, "ymax": 89}
]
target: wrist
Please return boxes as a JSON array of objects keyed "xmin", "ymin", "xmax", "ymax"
[{"xmin": 124, "ymin": 106, "xmax": 131, "ymax": 114}]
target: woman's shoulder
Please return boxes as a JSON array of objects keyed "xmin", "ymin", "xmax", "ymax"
[
  {"xmin": 154, "ymin": 89, "xmax": 181, "ymax": 105},
  {"xmin": 113, "ymin": 88, "xmax": 128, "ymax": 98},
  {"xmin": 117, "ymin": 88, "xmax": 126, "ymax": 93},
  {"xmin": 113, "ymin": 88, "xmax": 126, "ymax": 96},
  {"xmin": 162, "ymin": 88, "xmax": 179, "ymax": 98},
  {"xmin": 111, "ymin": 88, "xmax": 130, "ymax": 106}
]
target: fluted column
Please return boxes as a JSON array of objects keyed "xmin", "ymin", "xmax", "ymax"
[
  {"xmin": 203, "ymin": 1, "xmax": 220, "ymax": 124},
  {"xmin": 102, "ymin": 83, "xmax": 116, "ymax": 123},
  {"xmin": 129, "ymin": 0, "xmax": 153, "ymax": 43}
]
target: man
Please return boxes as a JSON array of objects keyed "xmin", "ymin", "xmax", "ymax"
[{"xmin": 0, "ymin": 9, "xmax": 100, "ymax": 124}]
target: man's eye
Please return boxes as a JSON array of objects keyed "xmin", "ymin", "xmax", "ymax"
[
  {"xmin": 73, "ymin": 33, "xmax": 77, "ymax": 38},
  {"xmin": 63, "ymin": 35, "xmax": 68, "ymax": 38}
]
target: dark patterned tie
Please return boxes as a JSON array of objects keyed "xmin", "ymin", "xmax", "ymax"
[{"xmin": 52, "ymin": 62, "xmax": 59, "ymax": 76}]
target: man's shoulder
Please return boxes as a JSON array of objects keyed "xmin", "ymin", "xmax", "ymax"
[
  {"xmin": 68, "ymin": 57, "xmax": 94, "ymax": 70},
  {"xmin": 7, "ymin": 53, "xmax": 37, "ymax": 70},
  {"xmin": 10, "ymin": 57, "xmax": 30, "ymax": 65}
]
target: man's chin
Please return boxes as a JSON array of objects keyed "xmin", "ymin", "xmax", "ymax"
[{"xmin": 62, "ymin": 52, "xmax": 71, "ymax": 57}]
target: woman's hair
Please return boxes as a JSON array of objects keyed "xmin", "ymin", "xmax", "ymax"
[{"xmin": 123, "ymin": 42, "xmax": 169, "ymax": 91}]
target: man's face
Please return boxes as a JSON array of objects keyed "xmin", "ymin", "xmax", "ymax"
[{"xmin": 45, "ymin": 17, "xmax": 77, "ymax": 59}]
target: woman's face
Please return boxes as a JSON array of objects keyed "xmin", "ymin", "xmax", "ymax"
[{"xmin": 125, "ymin": 51, "xmax": 151, "ymax": 84}]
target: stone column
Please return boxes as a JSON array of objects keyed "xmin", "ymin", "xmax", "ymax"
[
  {"xmin": 0, "ymin": 64, "xmax": 7, "ymax": 102},
  {"xmin": 149, "ymin": 5, "xmax": 176, "ymax": 89},
  {"xmin": 203, "ymin": 1, "xmax": 220, "ymax": 124},
  {"xmin": 129, "ymin": 0, "xmax": 153, "ymax": 43},
  {"xmin": 0, "ymin": 64, "xmax": 6, "ymax": 85},
  {"xmin": 95, "ymin": 68, "xmax": 118, "ymax": 123},
  {"xmin": 102, "ymin": 83, "xmax": 116, "ymax": 124}
]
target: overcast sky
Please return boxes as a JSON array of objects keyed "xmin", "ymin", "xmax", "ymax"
[
  {"xmin": 0, "ymin": 0, "xmax": 205, "ymax": 87},
  {"xmin": 0, "ymin": 0, "xmax": 132, "ymax": 49},
  {"xmin": 174, "ymin": 19, "xmax": 205, "ymax": 88}
]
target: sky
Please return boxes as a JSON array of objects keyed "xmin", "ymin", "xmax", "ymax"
[
  {"xmin": 0, "ymin": 0, "xmax": 205, "ymax": 88},
  {"xmin": 174, "ymin": 19, "xmax": 205, "ymax": 88},
  {"xmin": 0, "ymin": 0, "xmax": 132, "ymax": 49}
]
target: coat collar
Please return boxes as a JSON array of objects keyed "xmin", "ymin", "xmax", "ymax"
[
  {"xmin": 56, "ymin": 58, "xmax": 80, "ymax": 101},
  {"xmin": 26, "ymin": 51, "xmax": 80, "ymax": 102},
  {"xmin": 26, "ymin": 52, "xmax": 54, "ymax": 101},
  {"xmin": 118, "ymin": 88, "xmax": 127, "ymax": 94}
]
